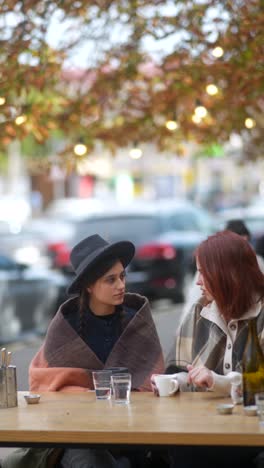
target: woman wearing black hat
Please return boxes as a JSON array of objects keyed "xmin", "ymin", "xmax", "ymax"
[{"xmin": 27, "ymin": 234, "xmax": 164, "ymax": 468}]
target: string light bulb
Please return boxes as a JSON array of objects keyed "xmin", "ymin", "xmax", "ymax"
[
  {"xmin": 165, "ymin": 120, "xmax": 178, "ymax": 131},
  {"xmin": 212, "ymin": 46, "xmax": 224, "ymax": 58},
  {"xmin": 194, "ymin": 105, "xmax": 207, "ymax": 119},
  {"xmin": 15, "ymin": 114, "xmax": 27, "ymax": 125},
  {"xmin": 74, "ymin": 142, "xmax": 88, "ymax": 156},
  {"xmin": 129, "ymin": 143, "xmax": 143, "ymax": 159},
  {"xmin": 245, "ymin": 118, "xmax": 256, "ymax": 129},
  {"xmin": 206, "ymin": 84, "xmax": 219, "ymax": 96},
  {"xmin": 0, "ymin": 97, "xmax": 6, "ymax": 105},
  {"xmin": 192, "ymin": 114, "xmax": 202, "ymax": 124}
]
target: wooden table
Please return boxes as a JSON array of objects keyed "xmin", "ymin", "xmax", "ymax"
[{"xmin": 0, "ymin": 391, "xmax": 263, "ymax": 448}]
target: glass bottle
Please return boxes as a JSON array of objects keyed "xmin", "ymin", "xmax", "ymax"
[{"xmin": 242, "ymin": 318, "xmax": 264, "ymax": 406}]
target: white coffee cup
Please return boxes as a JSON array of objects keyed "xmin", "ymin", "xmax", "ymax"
[{"xmin": 154, "ymin": 374, "xmax": 179, "ymax": 397}]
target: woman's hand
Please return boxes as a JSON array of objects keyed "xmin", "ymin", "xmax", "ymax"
[
  {"xmin": 150, "ymin": 374, "xmax": 159, "ymax": 397},
  {"xmin": 187, "ymin": 365, "xmax": 214, "ymax": 390}
]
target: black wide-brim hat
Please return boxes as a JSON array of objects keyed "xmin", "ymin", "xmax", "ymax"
[{"xmin": 67, "ymin": 234, "xmax": 135, "ymax": 294}]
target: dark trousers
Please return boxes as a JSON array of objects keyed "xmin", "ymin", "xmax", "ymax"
[{"xmin": 169, "ymin": 446, "xmax": 261, "ymax": 468}]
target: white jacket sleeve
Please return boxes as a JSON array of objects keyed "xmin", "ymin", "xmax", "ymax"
[{"xmin": 209, "ymin": 371, "xmax": 242, "ymax": 396}]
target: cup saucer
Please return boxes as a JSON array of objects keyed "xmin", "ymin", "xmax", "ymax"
[{"xmin": 217, "ymin": 403, "xmax": 234, "ymax": 415}]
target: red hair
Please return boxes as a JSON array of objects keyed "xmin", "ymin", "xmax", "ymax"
[{"xmin": 195, "ymin": 231, "xmax": 264, "ymax": 320}]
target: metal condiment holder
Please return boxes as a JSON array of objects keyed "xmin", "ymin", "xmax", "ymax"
[{"xmin": 0, "ymin": 348, "xmax": 17, "ymax": 408}]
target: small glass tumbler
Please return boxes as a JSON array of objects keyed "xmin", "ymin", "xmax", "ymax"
[
  {"xmin": 92, "ymin": 370, "xmax": 112, "ymax": 400},
  {"xmin": 255, "ymin": 393, "xmax": 264, "ymax": 426},
  {"xmin": 111, "ymin": 373, "xmax": 131, "ymax": 404},
  {"xmin": 231, "ymin": 382, "xmax": 243, "ymax": 405},
  {"xmin": 106, "ymin": 367, "xmax": 128, "ymax": 375},
  {"xmin": 230, "ymin": 362, "xmax": 243, "ymax": 405}
]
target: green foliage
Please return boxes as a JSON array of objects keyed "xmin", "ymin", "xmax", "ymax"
[{"xmin": 195, "ymin": 143, "xmax": 225, "ymax": 159}]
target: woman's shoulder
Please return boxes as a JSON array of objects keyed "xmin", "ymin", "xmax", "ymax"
[
  {"xmin": 123, "ymin": 292, "xmax": 149, "ymax": 311},
  {"xmin": 45, "ymin": 297, "xmax": 79, "ymax": 341},
  {"xmin": 178, "ymin": 299, "xmax": 207, "ymax": 331},
  {"xmin": 59, "ymin": 295, "xmax": 79, "ymax": 315}
]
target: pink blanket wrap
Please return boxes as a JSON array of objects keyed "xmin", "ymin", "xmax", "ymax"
[{"xmin": 29, "ymin": 293, "xmax": 165, "ymax": 393}]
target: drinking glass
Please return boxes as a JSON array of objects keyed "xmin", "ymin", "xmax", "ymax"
[
  {"xmin": 92, "ymin": 370, "xmax": 112, "ymax": 400},
  {"xmin": 106, "ymin": 367, "xmax": 128, "ymax": 376},
  {"xmin": 231, "ymin": 361, "xmax": 243, "ymax": 405},
  {"xmin": 255, "ymin": 393, "xmax": 264, "ymax": 426},
  {"xmin": 231, "ymin": 382, "xmax": 243, "ymax": 405},
  {"xmin": 111, "ymin": 373, "xmax": 131, "ymax": 404}
]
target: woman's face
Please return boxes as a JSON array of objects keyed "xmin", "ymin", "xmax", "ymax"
[
  {"xmin": 196, "ymin": 258, "xmax": 214, "ymax": 302},
  {"xmin": 87, "ymin": 260, "xmax": 126, "ymax": 308}
]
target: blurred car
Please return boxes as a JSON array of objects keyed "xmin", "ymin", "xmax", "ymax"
[
  {"xmin": 0, "ymin": 218, "xmax": 76, "ymax": 267},
  {"xmin": 44, "ymin": 197, "xmax": 109, "ymax": 221},
  {"xmin": 248, "ymin": 195, "xmax": 264, "ymax": 208},
  {"xmin": 0, "ymin": 195, "xmax": 31, "ymax": 232},
  {"xmin": 47, "ymin": 199, "xmax": 218, "ymax": 303},
  {"xmin": 0, "ymin": 197, "xmax": 114, "ymax": 267},
  {"xmin": 0, "ymin": 254, "xmax": 67, "ymax": 343}
]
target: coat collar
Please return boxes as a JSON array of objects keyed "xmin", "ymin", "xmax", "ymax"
[{"xmin": 200, "ymin": 298, "xmax": 263, "ymax": 334}]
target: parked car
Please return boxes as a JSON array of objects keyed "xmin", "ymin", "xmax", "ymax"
[
  {"xmin": 0, "ymin": 197, "xmax": 114, "ymax": 267},
  {"xmin": 47, "ymin": 199, "xmax": 218, "ymax": 303},
  {"xmin": 0, "ymin": 254, "xmax": 68, "ymax": 343},
  {"xmin": 0, "ymin": 218, "xmax": 76, "ymax": 266},
  {"xmin": 0, "ymin": 195, "xmax": 31, "ymax": 233},
  {"xmin": 248, "ymin": 195, "xmax": 264, "ymax": 208},
  {"xmin": 245, "ymin": 208, "xmax": 264, "ymax": 250},
  {"xmin": 44, "ymin": 197, "xmax": 107, "ymax": 221}
]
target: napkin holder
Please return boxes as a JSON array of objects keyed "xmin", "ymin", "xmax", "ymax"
[{"xmin": 0, "ymin": 349, "xmax": 18, "ymax": 408}]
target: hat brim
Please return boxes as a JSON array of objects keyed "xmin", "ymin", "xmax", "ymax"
[{"xmin": 67, "ymin": 241, "xmax": 135, "ymax": 295}]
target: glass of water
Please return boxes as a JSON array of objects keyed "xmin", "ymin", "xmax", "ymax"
[
  {"xmin": 255, "ymin": 393, "xmax": 264, "ymax": 426},
  {"xmin": 92, "ymin": 370, "xmax": 112, "ymax": 400},
  {"xmin": 111, "ymin": 373, "xmax": 131, "ymax": 404}
]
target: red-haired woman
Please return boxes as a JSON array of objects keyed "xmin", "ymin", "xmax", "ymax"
[
  {"xmin": 168, "ymin": 231, "xmax": 264, "ymax": 468},
  {"xmin": 170, "ymin": 230, "xmax": 264, "ymax": 392}
]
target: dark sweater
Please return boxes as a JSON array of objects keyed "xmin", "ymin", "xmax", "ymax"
[{"xmin": 65, "ymin": 304, "xmax": 136, "ymax": 363}]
